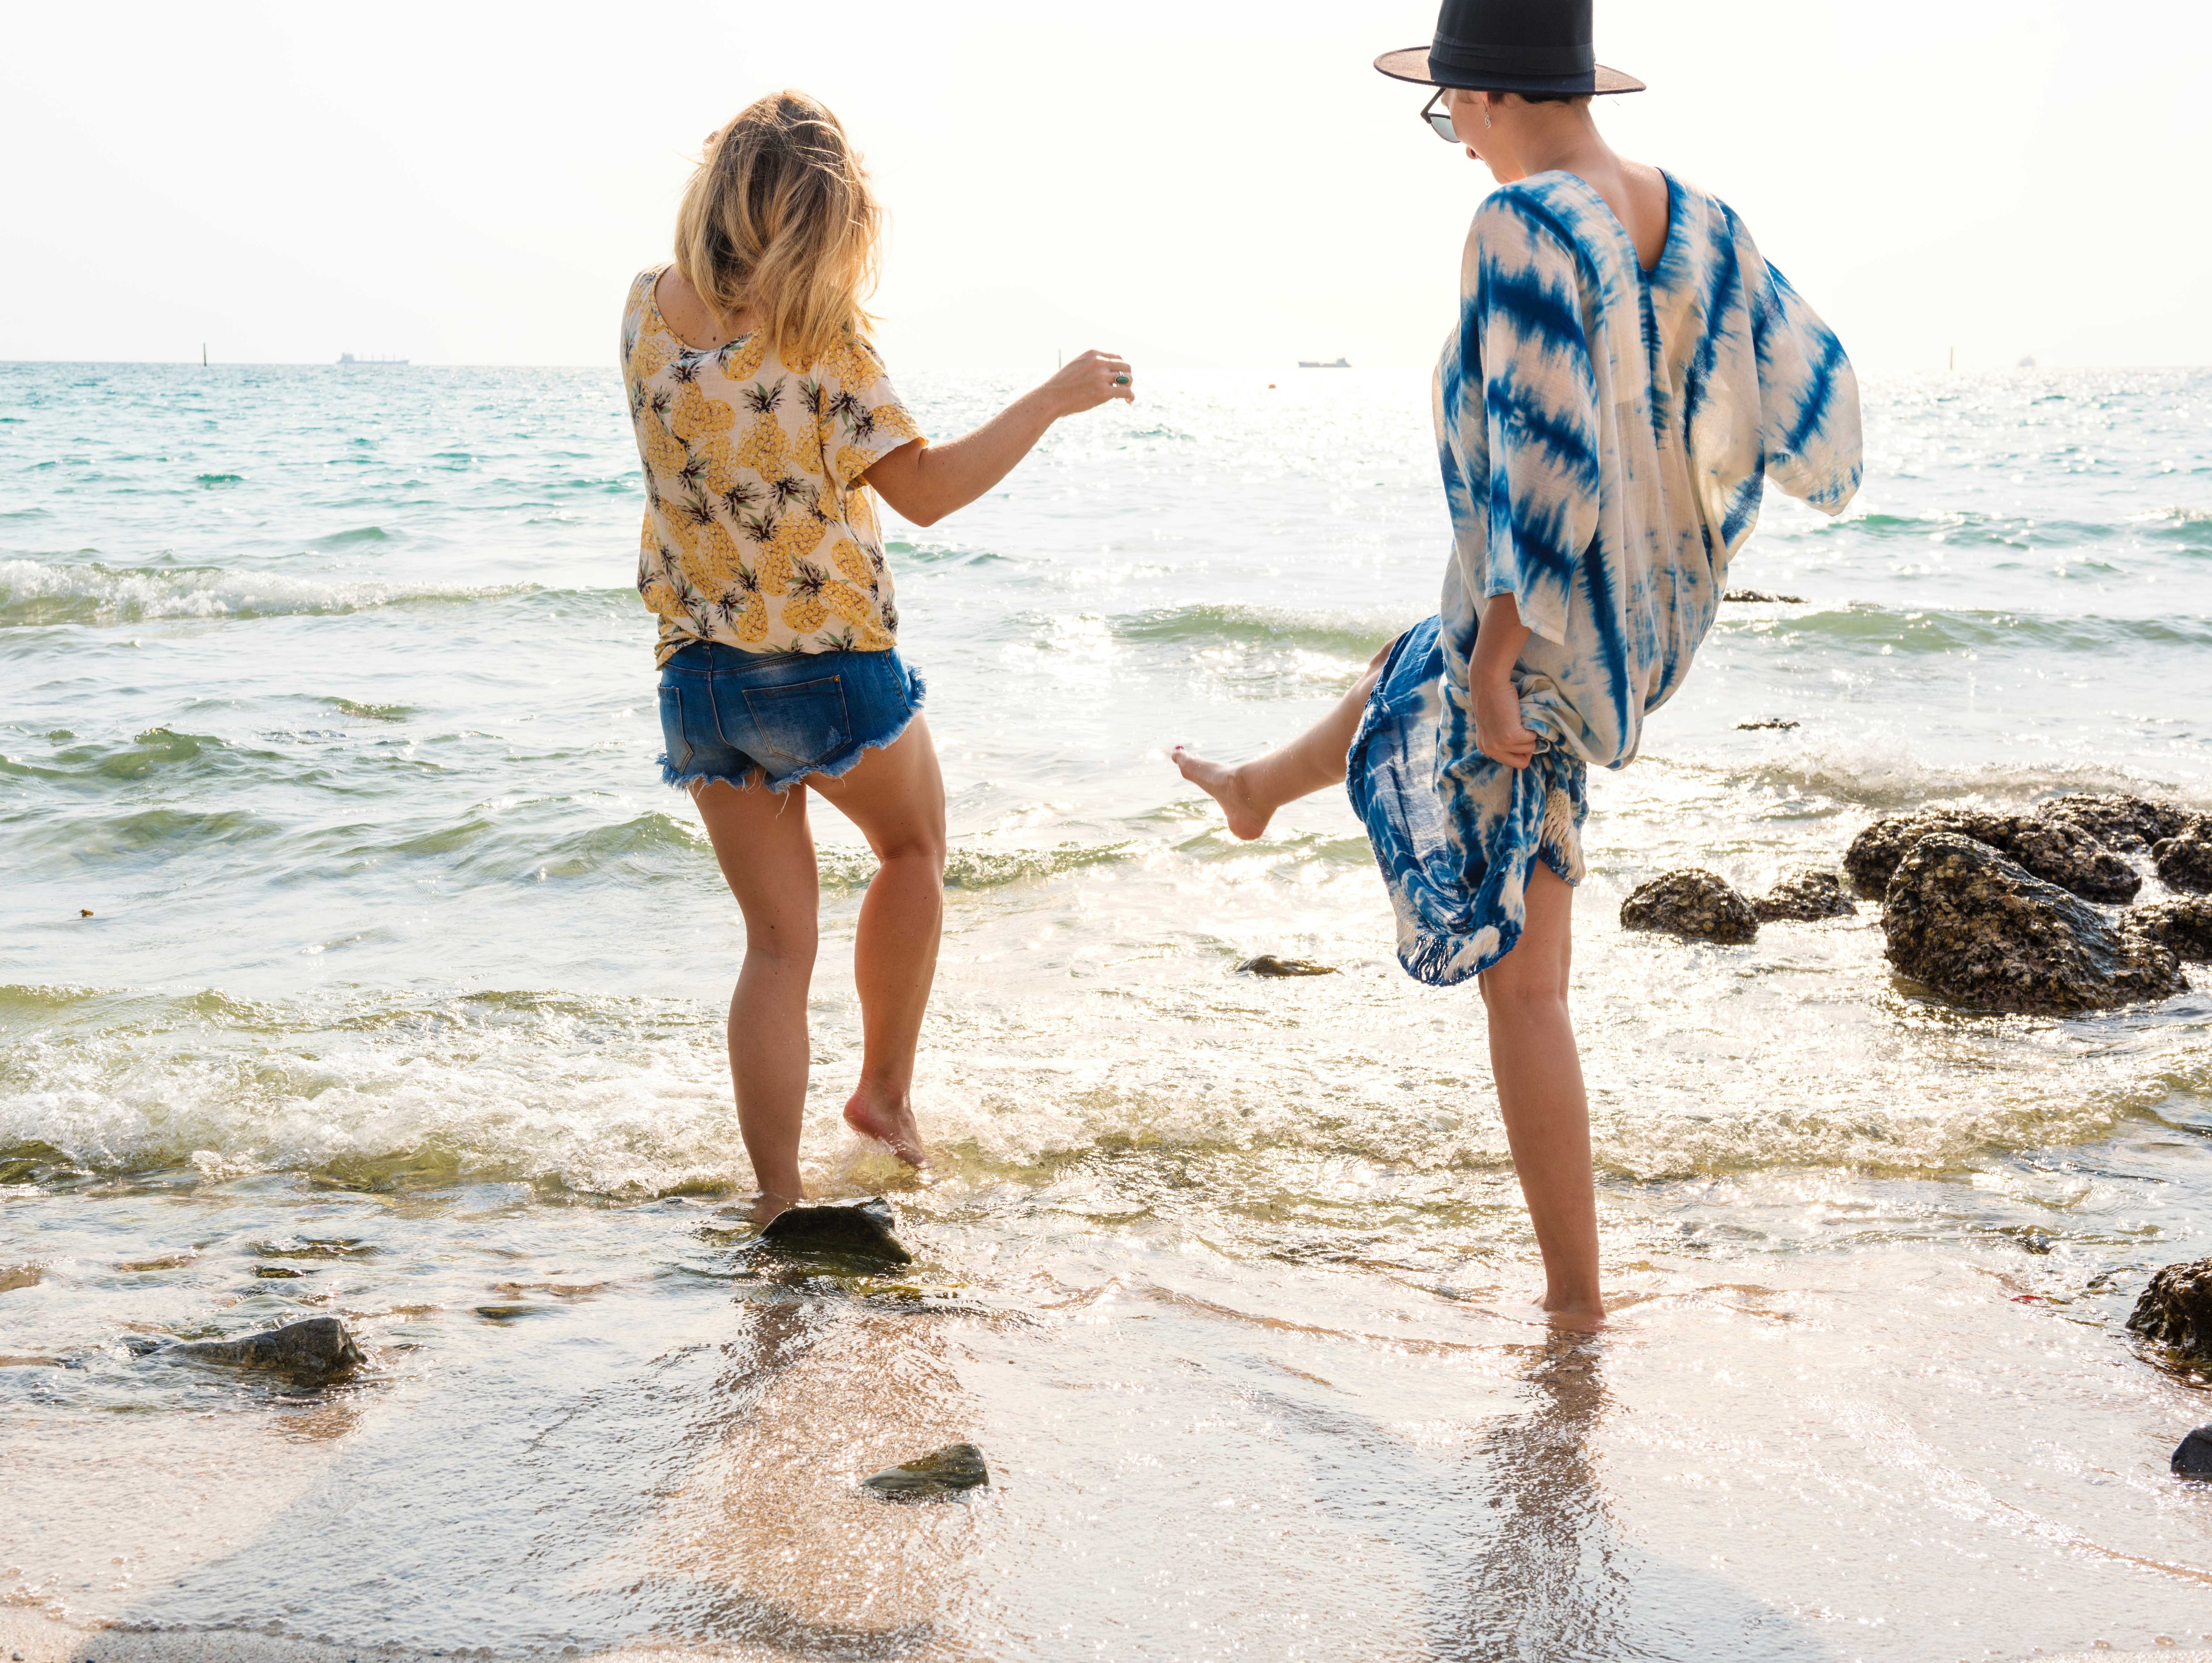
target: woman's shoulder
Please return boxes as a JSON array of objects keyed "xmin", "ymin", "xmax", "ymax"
[{"xmin": 625, "ymin": 263, "xmax": 670, "ymax": 314}]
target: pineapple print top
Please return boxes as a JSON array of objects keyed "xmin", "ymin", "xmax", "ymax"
[{"xmin": 621, "ymin": 266, "xmax": 925, "ymax": 665}]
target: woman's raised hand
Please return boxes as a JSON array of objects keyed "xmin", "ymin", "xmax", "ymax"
[
  {"xmin": 864, "ymin": 349, "xmax": 1133, "ymax": 528},
  {"xmin": 1041, "ymin": 349, "xmax": 1135, "ymax": 416}
]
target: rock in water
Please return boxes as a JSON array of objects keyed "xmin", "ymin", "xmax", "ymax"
[
  {"xmin": 2174, "ymin": 1426, "xmax": 2212, "ymax": 1479},
  {"xmin": 163, "ymin": 1316, "xmax": 365, "ymax": 1383},
  {"xmin": 2129, "ymin": 1257, "xmax": 2212, "ymax": 1362},
  {"xmin": 1844, "ymin": 810, "xmax": 2139, "ymax": 903},
  {"xmin": 1754, "ymin": 869, "xmax": 1857, "ymax": 923},
  {"xmin": 2034, "ymin": 792, "xmax": 2192, "ymax": 853},
  {"xmin": 2152, "ymin": 819, "xmax": 2212, "ymax": 895},
  {"xmin": 1235, "ymin": 955, "xmax": 1338, "ymax": 977},
  {"xmin": 1620, "ymin": 871, "xmax": 1759, "ymax": 944},
  {"xmin": 1722, "ymin": 589, "xmax": 1806, "ymax": 603},
  {"xmin": 1881, "ymin": 834, "xmax": 2184, "ymax": 1014},
  {"xmin": 2129, "ymin": 896, "xmax": 2212, "ymax": 966},
  {"xmin": 862, "ymin": 1442, "xmax": 990, "ymax": 1498},
  {"xmin": 760, "ymin": 1197, "xmax": 914, "ymax": 1267}
]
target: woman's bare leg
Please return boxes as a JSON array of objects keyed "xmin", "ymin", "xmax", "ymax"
[
  {"xmin": 690, "ymin": 777, "xmax": 822, "ymax": 1210},
  {"xmin": 1478, "ymin": 863, "xmax": 1603, "ymax": 1326},
  {"xmin": 1173, "ymin": 642, "xmax": 1392, "ymax": 840},
  {"xmin": 806, "ymin": 716, "xmax": 947, "ymax": 1168}
]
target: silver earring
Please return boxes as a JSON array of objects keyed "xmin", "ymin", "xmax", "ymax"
[{"xmin": 1483, "ymin": 106, "xmax": 1492, "ymax": 129}]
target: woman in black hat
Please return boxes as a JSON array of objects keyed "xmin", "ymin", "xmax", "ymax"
[{"xmin": 1175, "ymin": 0, "xmax": 1864, "ymax": 1325}]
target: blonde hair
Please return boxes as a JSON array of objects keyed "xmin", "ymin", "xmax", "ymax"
[{"xmin": 674, "ymin": 91, "xmax": 880, "ymax": 368}]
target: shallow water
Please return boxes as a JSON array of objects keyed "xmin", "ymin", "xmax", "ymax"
[{"xmin": 2, "ymin": 361, "xmax": 2209, "ymax": 1659}]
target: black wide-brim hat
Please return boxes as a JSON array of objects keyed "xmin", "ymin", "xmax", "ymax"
[{"xmin": 1376, "ymin": 0, "xmax": 1644, "ymax": 95}]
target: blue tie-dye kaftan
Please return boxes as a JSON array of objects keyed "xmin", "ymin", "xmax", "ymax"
[{"xmin": 1347, "ymin": 170, "xmax": 1863, "ymax": 985}]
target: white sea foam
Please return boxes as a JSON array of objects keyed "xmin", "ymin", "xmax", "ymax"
[{"xmin": 0, "ymin": 558, "xmax": 536, "ymax": 625}]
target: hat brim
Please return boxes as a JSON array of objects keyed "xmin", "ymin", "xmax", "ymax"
[{"xmin": 1374, "ymin": 47, "xmax": 1644, "ymax": 94}]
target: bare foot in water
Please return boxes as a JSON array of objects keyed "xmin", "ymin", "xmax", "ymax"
[
  {"xmin": 1539, "ymin": 1297, "xmax": 1607, "ymax": 1331},
  {"xmin": 844, "ymin": 1088, "xmax": 929, "ymax": 1170},
  {"xmin": 1172, "ymin": 746, "xmax": 1272, "ymax": 841}
]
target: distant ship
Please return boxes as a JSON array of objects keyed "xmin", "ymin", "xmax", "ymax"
[
  {"xmin": 337, "ymin": 353, "xmax": 408, "ymax": 366},
  {"xmin": 1298, "ymin": 357, "xmax": 1350, "ymax": 368}
]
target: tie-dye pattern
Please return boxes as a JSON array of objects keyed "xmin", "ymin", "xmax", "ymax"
[{"xmin": 1349, "ymin": 170, "xmax": 1863, "ymax": 986}]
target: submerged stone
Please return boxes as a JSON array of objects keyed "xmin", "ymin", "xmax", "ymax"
[
  {"xmin": 1882, "ymin": 834, "xmax": 2184, "ymax": 1015},
  {"xmin": 1754, "ymin": 869, "xmax": 1857, "ymax": 923},
  {"xmin": 2129, "ymin": 1256, "xmax": 2212, "ymax": 1362},
  {"xmin": 2152, "ymin": 819, "xmax": 2212, "ymax": 896},
  {"xmin": 162, "ymin": 1315, "xmax": 365, "ymax": 1383},
  {"xmin": 1735, "ymin": 717, "xmax": 1799, "ymax": 731},
  {"xmin": 2174, "ymin": 1425, "xmax": 2212, "ymax": 1479},
  {"xmin": 1846, "ymin": 810, "xmax": 2139, "ymax": 903},
  {"xmin": 760, "ymin": 1197, "xmax": 914, "ymax": 1267},
  {"xmin": 1722, "ymin": 589, "xmax": 1806, "ymax": 603},
  {"xmin": 1235, "ymin": 955, "xmax": 1338, "ymax": 977},
  {"xmin": 862, "ymin": 1442, "xmax": 990, "ymax": 1498},
  {"xmin": 2034, "ymin": 792, "xmax": 2192, "ymax": 853},
  {"xmin": 1620, "ymin": 870, "xmax": 1759, "ymax": 944}
]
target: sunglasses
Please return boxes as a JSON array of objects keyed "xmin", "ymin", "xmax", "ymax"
[{"xmin": 1420, "ymin": 88, "xmax": 1462, "ymax": 142}]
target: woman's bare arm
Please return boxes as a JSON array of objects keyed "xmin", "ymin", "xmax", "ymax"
[
  {"xmin": 863, "ymin": 350, "xmax": 1132, "ymax": 527},
  {"xmin": 1469, "ymin": 592, "xmax": 1537, "ymax": 769}
]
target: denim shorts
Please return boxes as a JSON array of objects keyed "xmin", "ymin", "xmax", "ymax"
[{"xmin": 657, "ymin": 640, "xmax": 925, "ymax": 793}]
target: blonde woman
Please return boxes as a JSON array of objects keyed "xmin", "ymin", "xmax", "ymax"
[{"xmin": 622, "ymin": 90, "xmax": 1132, "ymax": 1214}]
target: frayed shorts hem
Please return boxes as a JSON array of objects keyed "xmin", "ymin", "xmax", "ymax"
[{"xmin": 657, "ymin": 687, "xmax": 923, "ymax": 796}]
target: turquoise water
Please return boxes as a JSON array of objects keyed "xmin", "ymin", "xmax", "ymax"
[{"xmin": 2, "ymin": 360, "xmax": 2209, "ymax": 1659}]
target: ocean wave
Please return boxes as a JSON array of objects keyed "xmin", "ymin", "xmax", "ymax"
[
  {"xmin": 1663, "ymin": 742, "xmax": 2210, "ymax": 815},
  {"xmin": 1717, "ymin": 602, "xmax": 2212, "ymax": 656},
  {"xmin": 0, "ymin": 559, "xmax": 537, "ymax": 627},
  {"xmin": 1110, "ymin": 602, "xmax": 1415, "ymax": 656},
  {"xmin": 0, "ymin": 970, "xmax": 2201, "ymax": 1198},
  {"xmin": 0, "ymin": 728, "xmax": 289, "ymax": 788},
  {"xmin": 1815, "ymin": 509, "xmax": 2127, "ymax": 549},
  {"xmin": 820, "ymin": 838, "xmax": 1138, "ymax": 893},
  {"xmin": 2138, "ymin": 506, "xmax": 2212, "ymax": 550}
]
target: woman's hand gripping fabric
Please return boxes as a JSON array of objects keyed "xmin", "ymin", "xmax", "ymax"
[{"xmin": 1472, "ymin": 673, "xmax": 1537, "ymax": 769}]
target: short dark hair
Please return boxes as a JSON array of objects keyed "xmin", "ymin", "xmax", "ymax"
[{"xmin": 1506, "ymin": 91, "xmax": 1594, "ymax": 107}]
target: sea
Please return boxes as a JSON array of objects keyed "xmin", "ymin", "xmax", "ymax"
[{"xmin": 2, "ymin": 359, "xmax": 2209, "ymax": 1661}]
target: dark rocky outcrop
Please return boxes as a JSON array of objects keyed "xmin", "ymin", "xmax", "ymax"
[
  {"xmin": 161, "ymin": 1315, "xmax": 365, "ymax": 1384},
  {"xmin": 1235, "ymin": 955, "xmax": 1338, "ymax": 977},
  {"xmin": 760, "ymin": 1197, "xmax": 914, "ymax": 1267},
  {"xmin": 1722, "ymin": 589, "xmax": 1806, "ymax": 603},
  {"xmin": 1881, "ymin": 834, "xmax": 2183, "ymax": 1014},
  {"xmin": 1845, "ymin": 810, "xmax": 2139, "ymax": 903},
  {"xmin": 1735, "ymin": 718, "xmax": 1800, "ymax": 731},
  {"xmin": 862, "ymin": 1442, "xmax": 990, "ymax": 1498},
  {"xmin": 2129, "ymin": 896, "xmax": 2212, "ymax": 965},
  {"xmin": 1621, "ymin": 871, "xmax": 1759, "ymax": 944},
  {"xmin": 2129, "ymin": 1257, "xmax": 2212, "ymax": 1362},
  {"xmin": 2152, "ymin": 819, "xmax": 2212, "ymax": 895},
  {"xmin": 2175, "ymin": 1426, "xmax": 2212, "ymax": 1479},
  {"xmin": 2034, "ymin": 792, "xmax": 2192, "ymax": 853},
  {"xmin": 1754, "ymin": 869, "xmax": 1857, "ymax": 923}
]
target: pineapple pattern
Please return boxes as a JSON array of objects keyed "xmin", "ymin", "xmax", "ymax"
[{"xmin": 621, "ymin": 265, "xmax": 922, "ymax": 664}]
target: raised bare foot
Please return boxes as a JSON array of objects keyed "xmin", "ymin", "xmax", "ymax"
[
  {"xmin": 1172, "ymin": 746, "xmax": 1272, "ymax": 841},
  {"xmin": 844, "ymin": 1088, "xmax": 929, "ymax": 1170}
]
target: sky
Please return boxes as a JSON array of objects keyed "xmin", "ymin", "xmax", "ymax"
[{"xmin": 2, "ymin": 0, "xmax": 2207, "ymax": 372}]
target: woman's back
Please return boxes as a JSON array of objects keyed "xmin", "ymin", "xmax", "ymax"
[{"xmin": 1433, "ymin": 167, "xmax": 1862, "ymax": 772}]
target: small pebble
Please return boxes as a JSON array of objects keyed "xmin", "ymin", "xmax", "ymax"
[{"xmin": 79, "ymin": 908, "xmax": 94, "ymax": 917}]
